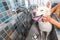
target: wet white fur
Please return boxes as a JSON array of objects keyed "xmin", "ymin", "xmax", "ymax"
[{"xmin": 36, "ymin": 6, "xmax": 52, "ymax": 33}]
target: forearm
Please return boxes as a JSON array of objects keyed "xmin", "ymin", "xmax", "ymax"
[
  {"xmin": 51, "ymin": 3, "xmax": 60, "ymax": 14},
  {"xmin": 51, "ymin": 4, "xmax": 58, "ymax": 13},
  {"xmin": 50, "ymin": 18, "xmax": 60, "ymax": 28}
]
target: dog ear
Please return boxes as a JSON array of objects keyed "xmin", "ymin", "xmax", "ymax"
[
  {"xmin": 45, "ymin": 0, "xmax": 51, "ymax": 10},
  {"xmin": 46, "ymin": 1, "xmax": 50, "ymax": 8}
]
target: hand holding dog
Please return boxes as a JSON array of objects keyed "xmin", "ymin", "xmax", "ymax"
[
  {"xmin": 42, "ymin": 15, "xmax": 52, "ymax": 22},
  {"xmin": 42, "ymin": 15, "xmax": 60, "ymax": 28}
]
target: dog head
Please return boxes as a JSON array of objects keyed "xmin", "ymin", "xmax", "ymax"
[{"xmin": 32, "ymin": 6, "xmax": 51, "ymax": 21}]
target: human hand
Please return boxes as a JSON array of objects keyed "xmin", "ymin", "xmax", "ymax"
[{"xmin": 42, "ymin": 15, "xmax": 52, "ymax": 22}]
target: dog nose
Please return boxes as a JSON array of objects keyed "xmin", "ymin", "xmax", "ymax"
[{"xmin": 33, "ymin": 11, "xmax": 36, "ymax": 16}]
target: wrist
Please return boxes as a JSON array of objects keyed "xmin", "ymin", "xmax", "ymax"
[
  {"xmin": 49, "ymin": 17, "xmax": 52, "ymax": 22},
  {"xmin": 49, "ymin": 18, "xmax": 54, "ymax": 23},
  {"xmin": 50, "ymin": 18, "xmax": 58, "ymax": 25}
]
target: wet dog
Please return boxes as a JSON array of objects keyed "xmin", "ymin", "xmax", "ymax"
[{"xmin": 32, "ymin": 6, "xmax": 52, "ymax": 40}]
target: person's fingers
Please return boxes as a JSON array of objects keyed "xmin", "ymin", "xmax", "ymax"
[
  {"xmin": 43, "ymin": 15, "xmax": 51, "ymax": 19},
  {"xmin": 42, "ymin": 17, "xmax": 48, "ymax": 22},
  {"xmin": 42, "ymin": 19, "xmax": 48, "ymax": 22},
  {"xmin": 42, "ymin": 16, "xmax": 48, "ymax": 21}
]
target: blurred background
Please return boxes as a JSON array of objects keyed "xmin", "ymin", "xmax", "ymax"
[{"xmin": 0, "ymin": 0, "xmax": 60, "ymax": 40}]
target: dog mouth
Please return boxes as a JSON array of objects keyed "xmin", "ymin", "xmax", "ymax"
[{"xmin": 32, "ymin": 14, "xmax": 43, "ymax": 21}]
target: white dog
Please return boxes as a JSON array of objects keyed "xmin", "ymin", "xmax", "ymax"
[
  {"xmin": 36, "ymin": 6, "xmax": 52, "ymax": 32},
  {"xmin": 32, "ymin": 1, "xmax": 52, "ymax": 40}
]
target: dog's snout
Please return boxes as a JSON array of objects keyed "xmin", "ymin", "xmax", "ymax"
[{"xmin": 33, "ymin": 11, "xmax": 36, "ymax": 16}]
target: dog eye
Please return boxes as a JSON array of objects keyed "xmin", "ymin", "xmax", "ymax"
[{"xmin": 40, "ymin": 10, "xmax": 44, "ymax": 11}]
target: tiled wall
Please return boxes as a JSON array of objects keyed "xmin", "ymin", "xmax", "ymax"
[
  {"xmin": 0, "ymin": 0, "xmax": 26, "ymax": 24},
  {"xmin": 0, "ymin": 0, "xmax": 33, "ymax": 40},
  {"xmin": 0, "ymin": 0, "xmax": 32, "ymax": 24},
  {"xmin": 0, "ymin": 0, "xmax": 12, "ymax": 24},
  {"xmin": 0, "ymin": 10, "xmax": 32, "ymax": 40}
]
